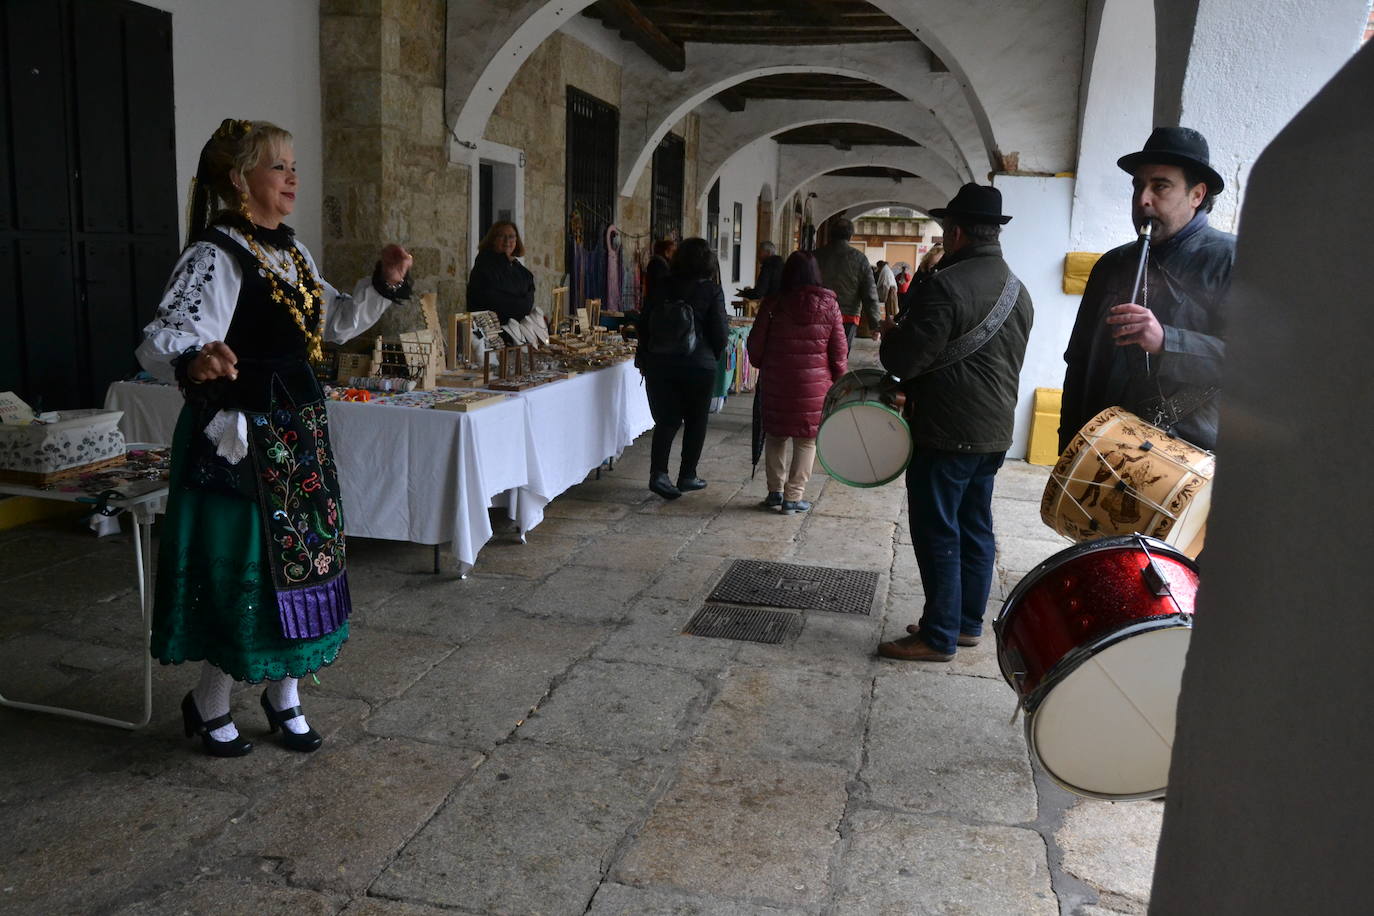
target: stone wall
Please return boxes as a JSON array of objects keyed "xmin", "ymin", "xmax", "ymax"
[{"xmin": 320, "ymin": 0, "xmax": 465, "ymax": 339}]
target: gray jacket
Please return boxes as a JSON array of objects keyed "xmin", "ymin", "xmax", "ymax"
[{"xmin": 814, "ymin": 241, "xmax": 881, "ymax": 327}]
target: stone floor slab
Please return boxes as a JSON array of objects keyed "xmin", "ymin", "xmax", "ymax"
[
  {"xmin": 358, "ymin": 583, "xmax": 517, "ymax": 642},
  {"xmin": 615, "ymin": 751, "xmax": 848, "ymax": 908},
  {"xmin": 863, "ymin": 670, "xmax": 1037, "ymax": 823},
  {"xmin": 593, "ymin": 598, "xmax": 740, "ymax": 673},
  {"xmin": 586, "ymin": 882, "xmax": 804, "ymax": 915},
  {"xmin": 811, "ymin": 482, "xmax": 906, "ymax": 521},
  {"xmin": 518, "ymin": 658, "xmax": 710, "ymax": 755},
  {"xmin": 309, "ymin": 627, "xmax": 457, "ymax": 702},
  {"xmin": 734, "ymin": 609, "xmax": 884, "ymax": 678},
  {"xmin": 832, "ymin": 810, "xmax": 1057, "ymax": 915},
  {"xmin": 568, "ymin": 533, "xmax": 684, "ymax": 572},
  {"xmin": 995, "ymin": 461, "xmax": 1055, "ymax": 502},
  {"xmin": 108, "ymin": 878, "xmax": 346, "ymax": 915},
  {"xmin": 208, "ymin": 737, "xmax": 478, "ymax": 894},
  {"xmin": 645, "ymin": 556, "xmax": 732, "ymax": 602},
  {"xmin": 469, "ymin": 532, "xmax": 586, "ymax": 578},
  {"xmin": 693, "ymin": 666, "xmax": 868, "ymax": 768},
  {"xmin": 372, "ymin": 742, "xmax": 663, "ymax": 915},
  {"xmin": 1056, "ymin": 798, "xmax": 1163, "ymax": 906},
  {"xmin": 520, "ymin": 565, "xmax": 653, "ymax": 621}
]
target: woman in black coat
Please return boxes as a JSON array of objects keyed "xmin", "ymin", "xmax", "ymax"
[
  {"xmin": 467, "ymin": 221, "xmax": 535, "ymax": 324},
  {"xmin": 637, "ymin": 237, "xmax": 729, "ymax": 500}
]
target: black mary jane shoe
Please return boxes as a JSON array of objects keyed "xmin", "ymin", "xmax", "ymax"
[
  {"xmin": 259, "ymin": 691, "xmax": 323, "ymax": 753},
  {"xmin": 181, "ymin": 692, "xmax": 253, "ymax": 758}
]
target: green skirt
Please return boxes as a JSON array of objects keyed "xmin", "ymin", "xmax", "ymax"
[{"xmin": 150, "ymin": 406, "xmax": 348, "ymax": 683}]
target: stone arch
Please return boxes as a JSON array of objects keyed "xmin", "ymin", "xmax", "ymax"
[
  {"xmin": 825, "ymin": 201, "xmax": 934, "ymax": 224},
  {"xmin": 777, "ymin": 146, "xmax": 958, "ymax": 215},
  {"xmin": 617, "ymin": 46, "xmax": 989, "ymax": 197}
]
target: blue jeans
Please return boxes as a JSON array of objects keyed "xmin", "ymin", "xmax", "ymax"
[{"xmin": 906, "ymin": 448, "xmax": 1005, "ymax": 654}]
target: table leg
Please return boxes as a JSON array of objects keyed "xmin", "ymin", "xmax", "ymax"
[
  {"xmin": 0, "ymin": 513, "xmax": 154, "ymax": 730},
  {"xmin": 433, "ymin": 544, "xmax": 441, "ymax": 574}
]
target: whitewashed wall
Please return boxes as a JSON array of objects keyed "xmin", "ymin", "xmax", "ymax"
[
  {"xmin": 994, "ymin": 175, "xmax": 1079, "ymax": 459},
  {"xmin": 697, "ymin": 137, "xmax": 780, "ymax": 301},
  {"xmin": 139, "ymin": 0, "xmax": 323, "ymax": 256}
]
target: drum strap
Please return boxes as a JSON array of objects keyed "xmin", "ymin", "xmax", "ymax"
[{"xmin": 922, "ymin": 273, "xmax": 1023, "ymax": 375}]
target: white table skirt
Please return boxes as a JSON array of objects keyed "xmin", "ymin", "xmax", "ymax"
[{"xmin": 103, "ymin": 362, "xmax": 651, "ymax": 569}]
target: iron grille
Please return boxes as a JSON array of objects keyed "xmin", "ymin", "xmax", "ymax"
[
  {"xmin": 565, "ymin": 87, "xmax": 619, "ymax": 313},
  {"xmin": 650, "ymin": 133, "xmax": 685, "ymax": 244}
]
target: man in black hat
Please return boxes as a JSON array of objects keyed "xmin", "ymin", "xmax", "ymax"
[
  {"xmin": 1059, "ymin": 127, "xmax": 1235, "ymax": 453},
  {"xmin": 875, "ymin": 183, "xmax": 1034, "ymax": 662}
]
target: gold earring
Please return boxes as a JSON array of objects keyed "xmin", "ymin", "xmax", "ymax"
[{"xmin": 238, "ymin": 189, "xmax": 252, "ymax": 221}]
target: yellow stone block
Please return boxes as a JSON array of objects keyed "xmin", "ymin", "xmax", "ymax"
[
  {"xmin": 1028, "ymin": 387, "xmax": 1063, "ymax": 466},
  {"xmin": 1063, "ymin": 251, "xmax": 1103, "ymax": 295}
]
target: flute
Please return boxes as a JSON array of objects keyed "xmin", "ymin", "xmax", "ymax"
[{"xmin": 1128, "ymin": 222, "xmax": 1153, "ymax": 371}]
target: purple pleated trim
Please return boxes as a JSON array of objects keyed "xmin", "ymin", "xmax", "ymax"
[{"xmin": 276, "ymin": 572, "xmax": 352, "ymax": 640}]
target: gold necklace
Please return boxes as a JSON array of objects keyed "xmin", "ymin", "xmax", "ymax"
[{"xmin": 243, "ymin": 230, "xmax": 328, "ymax": 362}]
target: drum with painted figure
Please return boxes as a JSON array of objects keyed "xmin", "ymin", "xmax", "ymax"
[
  {"xmin": 815, "ymin": 368, "xmax": 911, "ymax": 487},
  {"xmin": 1042, "ymin": 406, "xmax": 1214, "ymax": 558},
  {"xmin": 994, "ymin": 534, "xmax": 1199, "ymax": 800}
]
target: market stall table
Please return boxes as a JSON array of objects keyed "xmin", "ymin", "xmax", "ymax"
[{"xmin": 0, "ymin": 447, "xmax": 169, "ymax": 729}]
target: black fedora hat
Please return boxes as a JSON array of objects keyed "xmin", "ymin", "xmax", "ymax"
[
  {"xmin": 928, "ymin": 183, "xmax": 1012, "ymax": 225},
  {"xmin": 1117, "ymin": 126, "xmax": 1225, "ymax": 195}
]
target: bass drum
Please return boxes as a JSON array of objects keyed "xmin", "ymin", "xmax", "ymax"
[
  {"xmin": 815, "ymin": 368, "xmax": 911, "ymax": 488},
  {"xmin": 994, "ymin": 535, "xmax": 1199, "ymax": 800}
]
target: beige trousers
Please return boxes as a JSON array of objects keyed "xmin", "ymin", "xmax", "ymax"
[{"xmin": 764, "ymin": 435, "xmax": 818, "ymax": 502}]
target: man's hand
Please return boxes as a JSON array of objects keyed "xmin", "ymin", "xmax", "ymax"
[
  {"xmin": 189, "ymin": 341, "xmax": 239, "ymax": 382},
  {"xmin": 1106, "ymin": 303, "xmax": 1164, "ymax": 354}
]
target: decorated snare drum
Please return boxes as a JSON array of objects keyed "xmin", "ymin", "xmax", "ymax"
[{"xmin": 1042, "ymin": 406, "xmax": 1214, "ymax": 557}]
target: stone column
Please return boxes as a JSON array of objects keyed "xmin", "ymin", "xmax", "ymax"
[
  {"xmin": 1150, "ymin": 42, "xmax": 1374, "ymax": 915},
  {"xmin": 1152, "ymin": 0, "xmax": 1370, "ymax": 230}
]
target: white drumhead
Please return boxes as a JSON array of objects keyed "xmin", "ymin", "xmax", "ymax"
[
  {"xmin": 817, "ymin": 403, "xmax": 911, "ymax": 487},
  {"xmin": 1163, "ymin": 479, "xmax": 1212, "ymax": 557},
  {"xmin": 1029, "ymin": 625, "xmax": 1191, "ymax": 799}
]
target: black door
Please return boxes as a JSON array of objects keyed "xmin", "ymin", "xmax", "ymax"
[{"xmin": 1, "ymin": 0, "xmax": 178, "ymax": 410}]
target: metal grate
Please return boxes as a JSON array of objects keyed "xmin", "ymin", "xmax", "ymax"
[
  {"xmin": 682, "ymin": 604, "xmax": 799, "ymax": 644},
  {"xmin": 707, "ymin": 560, "xmax": 878, "ymax": 615}
]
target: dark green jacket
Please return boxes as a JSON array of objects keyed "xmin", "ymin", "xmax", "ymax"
[{"xmin": 879, "ymin": 241, "xmax": 1033, "ymax": 453}]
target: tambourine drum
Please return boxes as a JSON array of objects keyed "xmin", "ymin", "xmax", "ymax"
[
  {"xmin": 1042, "ymin": 407, "xmax": 1215, "ymax": 558},
  {"xmin": 815, "ymin": 369, "xmax": 912, "ymax": 487},
  {"xmin": 994, "ymin": 535, "xmax": 1199, "ymax": 800}
]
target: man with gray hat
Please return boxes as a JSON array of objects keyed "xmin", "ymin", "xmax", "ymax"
[
  {"xmin": 876, "ymin": 184, "xmax": 1033, "ymax": 662},
  {"xmin": 1059, "ymin": 127, "xmax": 1235, "ymax": 453}
]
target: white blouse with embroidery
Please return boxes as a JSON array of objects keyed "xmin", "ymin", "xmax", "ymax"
[{"xmin": 135, "ymin": 226, "xmax": 393, "ymax": 384}]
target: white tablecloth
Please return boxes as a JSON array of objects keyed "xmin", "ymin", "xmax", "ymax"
[{"xmin": 103, "ymin": 362, "xmax": 652, "ymax": 570}]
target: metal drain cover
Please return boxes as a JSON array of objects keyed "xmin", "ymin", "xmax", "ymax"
[
  {"xmin": 707, "ymin": 560, "xmax": 878, "ymax": 615},
  {"xmin": 682, "ymin": 604, "xmax": 799, "ymax": 644}
]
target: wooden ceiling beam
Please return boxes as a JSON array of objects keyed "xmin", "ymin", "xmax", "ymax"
[
  {"xmin": 715, "ymin": 87, "xmax": 747, "ymax": 113},
  {"xmin": 592, "ymin": 0, "xmax": 685, "ymax": 72}
]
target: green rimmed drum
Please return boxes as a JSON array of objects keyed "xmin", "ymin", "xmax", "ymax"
[{"xmin": 816, "ymin": 368, "xmax": 912, "ymax": 487}]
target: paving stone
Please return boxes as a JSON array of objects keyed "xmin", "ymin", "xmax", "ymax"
[
  {"xmin": 0, "ymin": 523, "xmax": 108, "ymax": 581},
  {"xmin": 683, "ymin": 534, "xmax": 797, "ymax": 562},
  {"xmin": 0, "ymin": 712, "xmax": 132, "ymax": 807},
  {"xmin": 995, "ymin": 461, "xmax": 1055, "ymax": 502},
  {"xmin": 0, "ymin": 776, "xmax": 245, "ymax": 914},
  {"xmin": 339, "ymin": 897, "xmax": 456, "ymax": 915},
  {"xmin": 701, "ymin": 501, "xmax": 807, "ymax": 539},
  {"xmin": 615, "ymin": 751, "xmax": 848, "ymax": 908},
  {"xmin": 470, "ymin": 532, "xmax": 586, "ymax": 578},
  {"xmin": 302, "ymin": 626, "xmax": 455, "ymax": 702},
  {"xmin": 637, "ymin": 481, "xmax": 743, "ymax": 517},
  {"xmin": 568, "ymin": 533, "xmax": 684, "ymax": 572},
  {"xmin": 616, "ymin": 513, "xmax": 712, "ymax": 539},
  {"xmin": 359, "ymin": 581, "xmax": 521, "ymax": 641},
  {"xmin": 790, "ymin": 515, "xmax": 896, "ymax": 572},
  {"xmin": 693, "ymin": 666, "xmax": 868, "ymax": 768},
  {"xmin": 528, "ymin": 512, "xmax": 618, "ymax": 537},
  {"xmin": 372, "ymin": 742, "xmax": 663, "ymax": 914},
  {"xmin": 993, "ymin": 493, "xmax": 1061, "ymax": 537},
  {"xmin": 0, "ymin": 631, "xmax": 125, "ymax": 702},
  {"xmin": 520, "ymin": 565, "xmax": 653, "ymax": 621},
  {"xmin": 645, "ymin": 555, "xmax": 732, "ymax": 602},
  {"xmin": 109, "ymin": 878, "xmax": 345, "ymax": 915},
  {"xmin": 518, "ymin": 658, "xmax": 710, "ymax": 754},
  {"xmin": 543, "ymin": 498, "xmax": 631, "ymax": 522},
  {"xmin": 832, "ymin": 810, "xmax": 1057, "ymax": 915},
  {"xmin": 735, "ymin": 609, "xmax": 884, "ymax": 678},
  {"xmin": 209, "ymin": 737, "xmax": 477, "ymax": 894},
  {"xmin": 863, "ymin": 670, "xmax": 1037, "ymax": 823},
  {"xmin": 997, "ymin": 533, "xmax": 1075, "ymax": 578},
  {"xmin": 586, "ymin": 882, "xmax": 804, "ymax": 915},
  {"xmin": 1056, "ymin": 798, "xmax": 1163, "ymax": 906},
  {"xmin": 811, "ymin": 482, "xmax": 906, "ymax": 521},
  {"xmin": 593, "ymin": 598, "xmax": 739, "ymax": 673},
  {"xmin": 365, "ymin": 618, "xmax": 602, "ymax": 748}
]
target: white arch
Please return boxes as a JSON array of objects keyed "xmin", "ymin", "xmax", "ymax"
[
  {"xmin": 617, "ymin": 44, "xmax": 987, "ymax": 197},
  {"xmin": 776, "ymin": 145, "xmax": 959, "ymax": 214},
  {"xmin": 695, "ymin": 100, "xmax": 972, "ymax": 207},
  {"xmin": 829, "ymin": 201, "xmax": 934, "ymax": 224}
]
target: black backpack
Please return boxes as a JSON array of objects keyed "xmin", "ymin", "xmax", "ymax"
[{"xmin": 645, "ymin": 297, "xmax": 697, "ymax": 357}]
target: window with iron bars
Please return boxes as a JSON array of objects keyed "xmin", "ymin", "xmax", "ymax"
[
  {"xmin": 565, "ymin": 87, "xmax": 619, "ymax": 312},
  {"xmin": 651, "ymin": 133, "xmax": 684, "ymax": 244}
]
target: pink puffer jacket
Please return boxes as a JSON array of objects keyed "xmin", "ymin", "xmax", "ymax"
[{"xmin": 746, "ymin": 285, "xmax": 848, "ymax": 439}]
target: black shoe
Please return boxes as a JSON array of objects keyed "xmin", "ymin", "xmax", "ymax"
[
  {"xmin": 760, "ymin": 491, "xmax": 783, "ymax": 508},
  {"xmin": 676, "ymin": 476, "xmax": 707, "ymax": 492},
  {"xmin": 181, "ymin": 692, "xmax": 252, "ymax": 758},
  {"xmin": 260, "ymin": 691, "xmax": 323, "ymax": 753},
  {"xmin": 649, "ymin": 472, "xmax": 682, "ymax": 500}
]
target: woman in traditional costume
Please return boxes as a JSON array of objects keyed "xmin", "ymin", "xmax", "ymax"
[{"xmin": 136, "ymin": 119, "xmax": 412, "ymax": 757}]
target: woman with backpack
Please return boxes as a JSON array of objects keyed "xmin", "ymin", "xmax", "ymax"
[
  {"xmin": 636, "ymin": 237, "xmax": 729, "ymax": 500},
  {"xmin": 746, "ymin": 251, "xmax": 847, "ymax": 513}
]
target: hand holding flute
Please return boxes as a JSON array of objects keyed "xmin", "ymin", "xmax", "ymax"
[{"xmin": 1106, "ymin": 222, "xmax": 1164, "ymax": 354}]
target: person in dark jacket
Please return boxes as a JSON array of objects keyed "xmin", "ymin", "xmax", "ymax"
[
  {"xmin": 1059, "ymin": 127, "xmax": 1234, "ymax": 453},
  {"xmin": 875, "ymin": 184, "xmax": 1033, "ymax": 662},
  {"xmin": 741, "ymin": 241, "xmax": 783, "ymax": 301},
  {"xmin": 746, "ymin": 251, "xmax": 847, "ymax": 513},
  {"xmin": 638, "ymin": 237, "xmax": 730, "ymax": 500},
  {"xmin": 467, "ymin": 221, "xmax": 536, "ymax": 325},
  {"xmin": 643, "ymin": 238, "xmax": 676, "ymax": 306}
]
